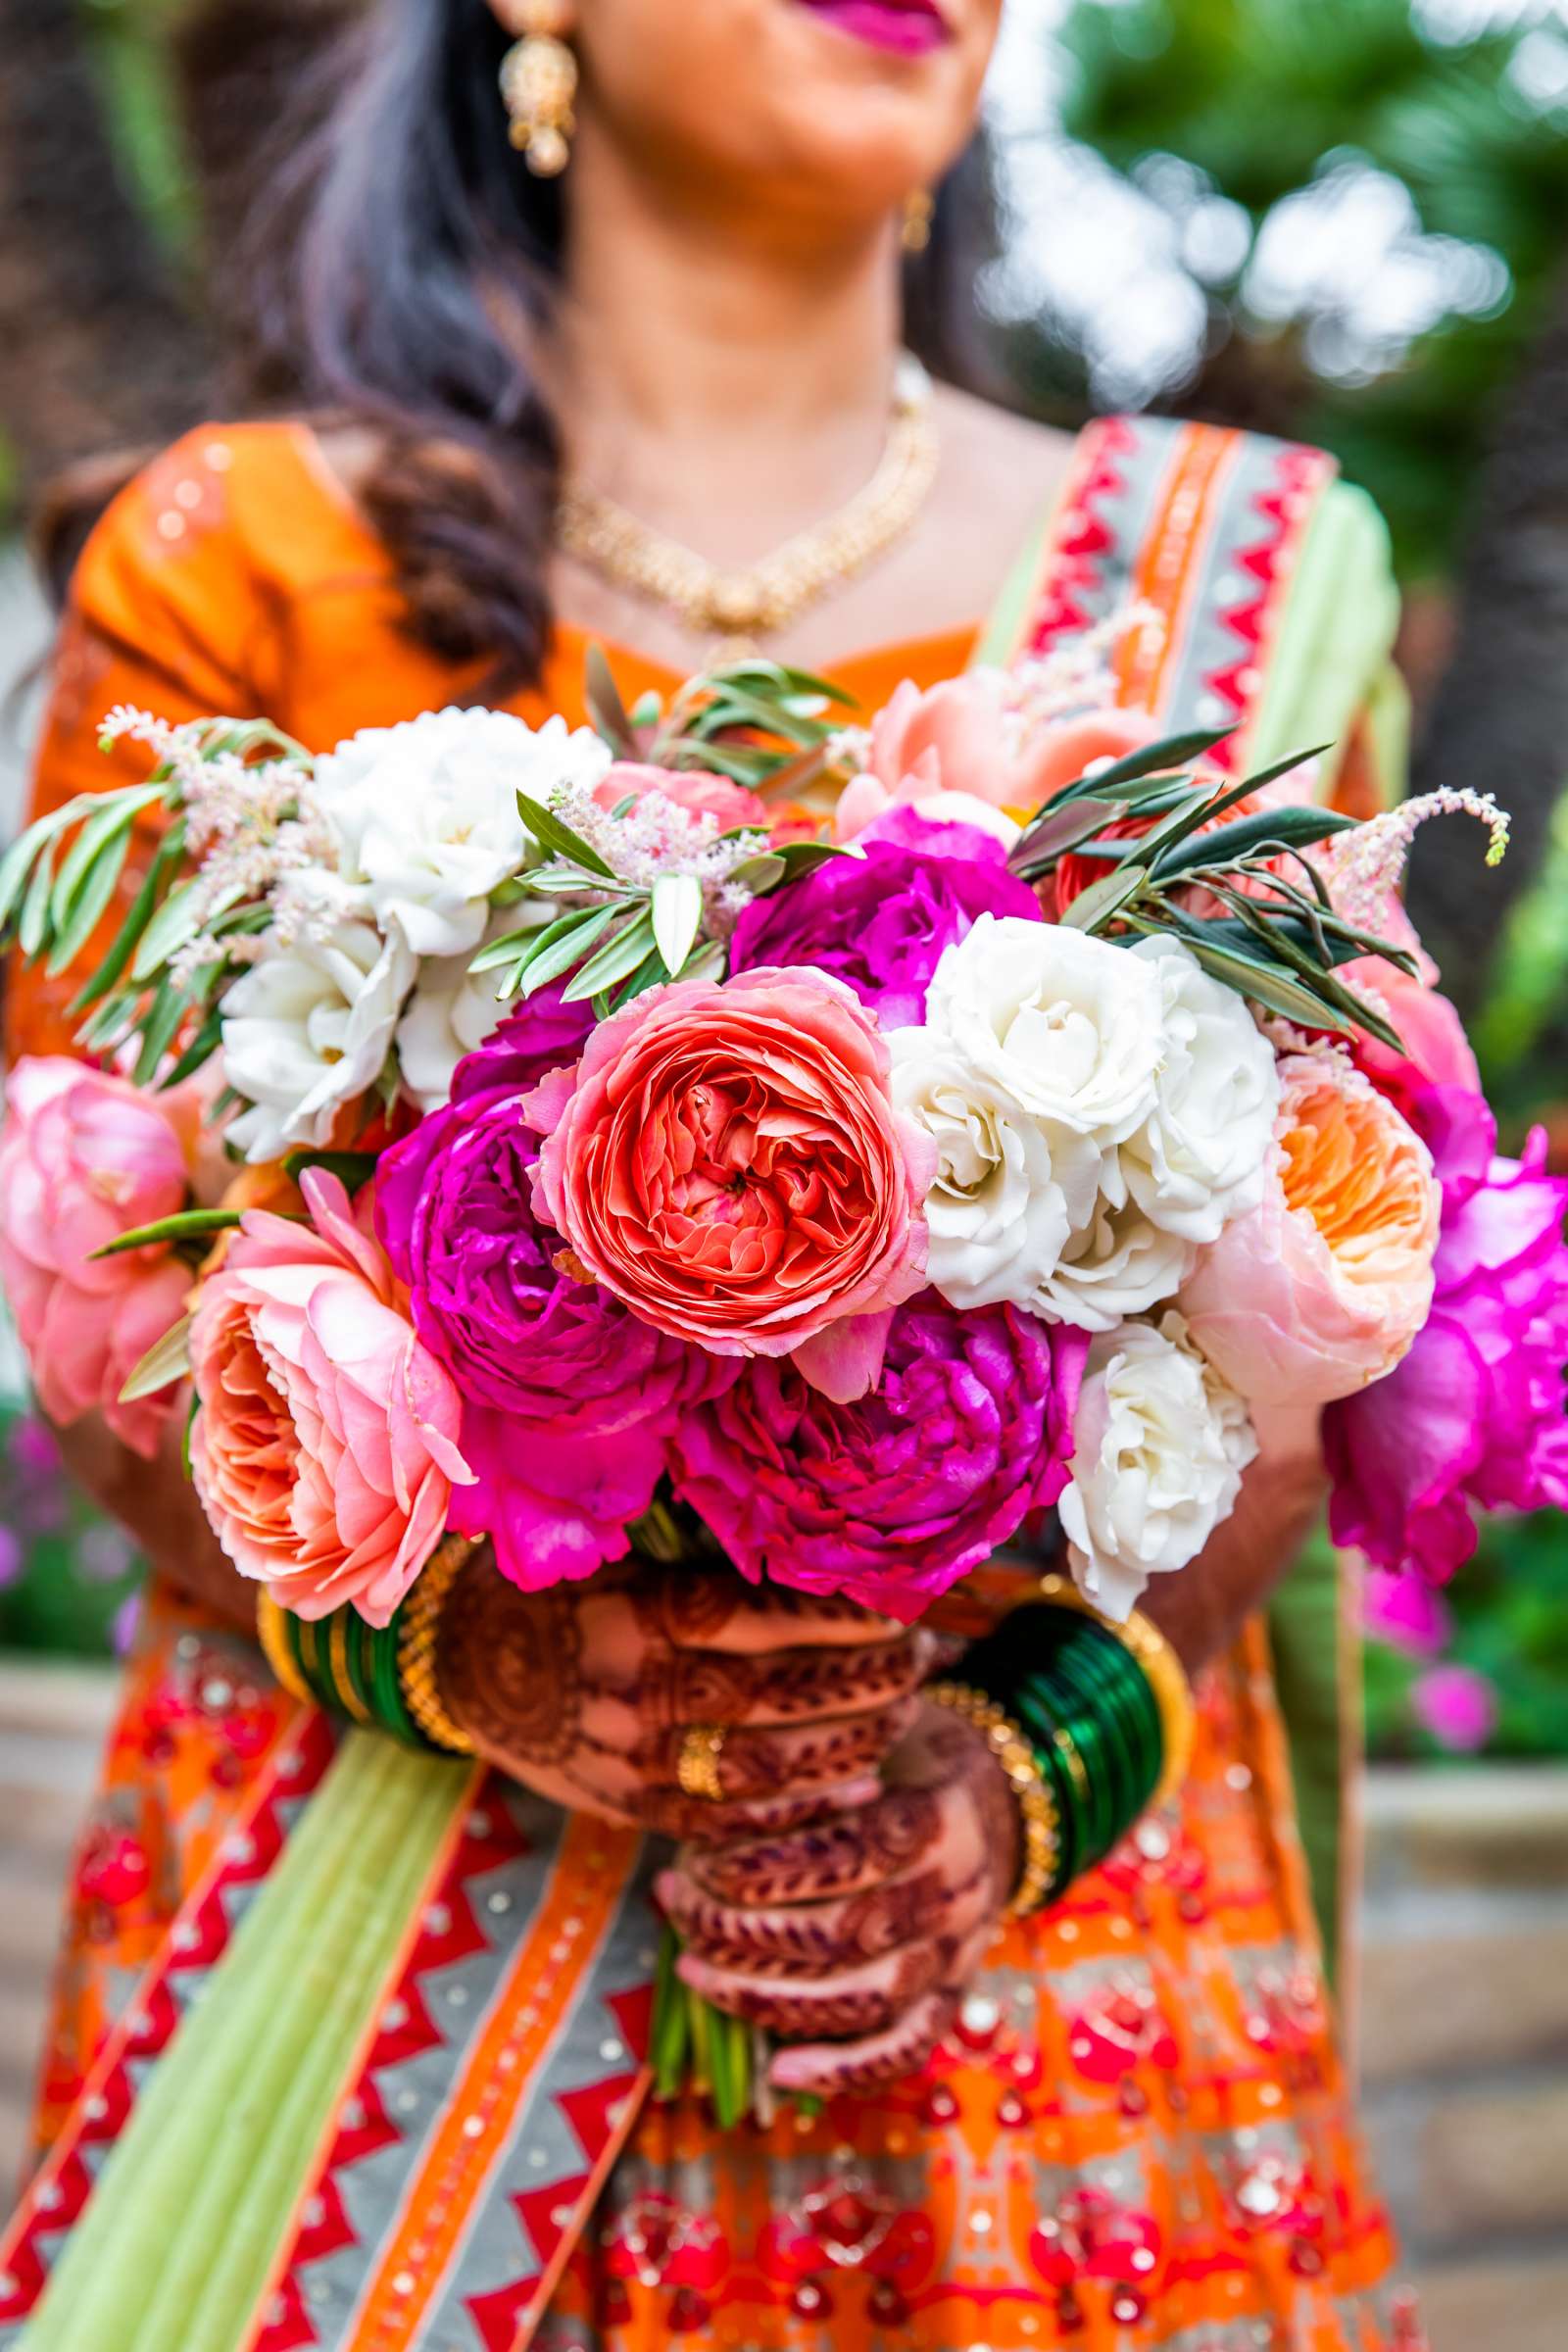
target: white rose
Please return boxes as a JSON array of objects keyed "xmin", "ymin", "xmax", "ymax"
[
  {"xmin": 1058, "ymin": 1310, "xmax": 1258, "ymax": 1620},
  {"xmin": 1029, "ymin": 1177, "xmax": 1196, "ymax": 1333},
  {"xmin": 221, "ymin": 918, "xmax": 415, "ymax": 1163},
  {"xmin": 890, "ymin": 1037, "xmax": 1101, "ymax": 1309},
  {"xmin": 315, "ymin": 708, "xmax": 611, "ymax": 958},
  {"xmin": 394, "ymin": 908, "xmax": 550, "ymax": 1112},
  {"xmin": 921, "ymin": 914, "xmax": 1164, "ymax": 1146},
  {"xmin": 1120, "ymin": 937, "xmax": 1280, "ymax": 1242}
]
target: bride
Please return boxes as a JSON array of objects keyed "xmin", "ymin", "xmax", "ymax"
[{"xmin": 4, "ymin": 2, "xmax": 1425, "ymax": 2345}]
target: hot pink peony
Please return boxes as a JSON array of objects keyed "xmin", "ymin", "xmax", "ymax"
[
  {"xmin": 1180, "ymin": 1052, "xmax": 1440, "ymax": 1405},
  {"xmin": 670, "ymin": 1293, "xmax": 1087, "ymax": 1621},
  {"xmin": 0, "ymin": 1057, "xmax": 198, "ymax": 1457},
  {"xmin": 1325, "ymin": 1086, "xmax": 1568, "ymax": 1585},
  {"xmin": 188, "ymin": 1168, "xmax": 472, "ymax": 1623},
  {"xmin": 836, "ymin": 671, "xmax": 1154, "ymax": 843},
  {"xmin": 524, "ymin": 966, "xmax": 933, "ymax": 1367}
]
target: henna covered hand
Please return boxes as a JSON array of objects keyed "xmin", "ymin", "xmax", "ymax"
[
  {"xmin": 657, "ymin": 1694, "xmax": 1018, "ymax": 2092},
  {"xmin": 437, "ymin": 1552, "xmax": 935, "ymax": 1841}
]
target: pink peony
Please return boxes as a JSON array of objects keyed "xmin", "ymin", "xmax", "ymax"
[
  {"xmin": 835, "ymin": 672, "xmax": 1155, "ymax": 844},
  {"xmin": 1180, "ymin": 1052, "xmax": 1440, "ymax": 1405},
  {"xmin": 0, "ymin": 1057, "xmax": 199, "ymax": 1457},
  {"xmin": 1325, "ymin": 1086, "xmax": 1568, "ymax": 1584},
  {"xmin": 188, "ymin": 1168, "xmax": 472, "ymax": 1624},
  {"xmin": 524, "ymin": 966, "xmax": 933, "ymax": 1369}
]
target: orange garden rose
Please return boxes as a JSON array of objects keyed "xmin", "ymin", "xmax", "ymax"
[
  {"xmin": 1180, "ymin": 1052, "xmax": 1441, "ymax": 1405},
  {"xmin": 523, "ymin": 966, "xmax": 934, "ymax": 1374}
]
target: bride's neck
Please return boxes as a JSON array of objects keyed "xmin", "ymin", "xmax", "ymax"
[{"xmin": 548, "ymin": 130, "xmax": 905, "ymax": 548}]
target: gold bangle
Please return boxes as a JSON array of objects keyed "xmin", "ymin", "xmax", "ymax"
[
  {"xmin": 1036, "ymin": 1571, "xmax": 1197, "ymax": 1811},
  {"xmin": 256, "ymin": 1591, "xmax": 312, "ymax": 1707},
  {"xmin": 928, "ymin": 1681, "xmax": 1060, "ymax": 1919},
  {"xmin": 676, "ymin": 1723, "xmax": 728, "ymax": 1802},
  {"xmin": 397, "ymin": 1533, "xmax": 479, "ymax": 1756}
]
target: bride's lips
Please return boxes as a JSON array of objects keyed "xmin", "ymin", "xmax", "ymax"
[{"xmin": 792, "ymin": 0, "xmax": 952, "ymax": 60}]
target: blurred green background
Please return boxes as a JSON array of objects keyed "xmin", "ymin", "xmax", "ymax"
[{"xmin": 1, "ymin": 0, "xmax": 1565, "ymax": 1761}]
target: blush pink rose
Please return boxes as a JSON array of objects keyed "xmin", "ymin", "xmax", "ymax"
[
  {"xmin": 0, "ymin": 1057, "xmax": 198, "ymax": 1457},
  {"xmin": 836, "ymin": 672, "xmax": 1155, "ymax": 843},
  {"xmin": 1340, "ymin": 905, "xmax": 1480, "ymax": 1126},
  {"xmin": 594, "ymin": 761, "xmax": 767, "ymax": 833},
  {"xmin": 188, "ymin": 1168, "xmax": 472, "ymax": 1623},
  {"xmin": 1180, "ymin": 1052, "xmax": 1441, "ymax": 1405},
  {"xmin": 524, "ymin": 966, "xmax": 933, "ymax": 1367}
]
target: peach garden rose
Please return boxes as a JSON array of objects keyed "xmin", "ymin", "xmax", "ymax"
[
  {"xmin": 188, "ymin": 1167, "xmax": 472, "ymax": 1623},
  {"xmin": 1180, "ymin": 1051, "xmax": 1441, "ymax": 1405}
]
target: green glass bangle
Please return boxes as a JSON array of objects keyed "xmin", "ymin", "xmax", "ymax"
[
  {"xmin": 287, "ymin": 1612, "xmax": 335, "ymax": 1712},
  {"xmin": 365, "ymin": 1613, "xmax": 428, "ymax": 1749},
  {"xmin": 960, "ymin": 1602, "xmax": 1167, "ymax": 1883}
]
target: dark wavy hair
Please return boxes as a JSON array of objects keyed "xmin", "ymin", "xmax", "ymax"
[{"xmin": 218, "ymin": 0, "xmax": 998, "ymax": 694}]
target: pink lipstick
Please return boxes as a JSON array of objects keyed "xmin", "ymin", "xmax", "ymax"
[{"xmin": 794, "ymin": 0, "xmax": 951, "ymax": 60}]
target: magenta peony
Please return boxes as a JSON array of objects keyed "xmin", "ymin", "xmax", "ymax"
[
  {"xmin": 0, "ymin": 1057, "xmax": 200, "ymax": 1457},
  {"xmin": 1180, "ymin": 1052, "xmax": 1440, "ymax": 1405},
  {"xmin": 188, "ymin": 1168, "xmax": 472, "ymax": 1623},
  {"xmin": 728, "ymin": 821, "xmax": 1040, "ymax": 1029},
  {"xmin": 524, "ymin": 965, "xmax": 933, "ymax": 1366},
  {"xmin": 669, "ymin": 1292, "xmax": 1088, "ymax": 1621},
  {"xmin": 376, "ymin": 1003, "xmax": 736, "ymax": 1590},
  {"xmin": 1325, "ymin": 1085, "xmax": 1568, "ymax": 1584}
]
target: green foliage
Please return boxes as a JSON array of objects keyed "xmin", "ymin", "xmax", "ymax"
[
  {"xmin": 1365, "ymin": 1508, "xmax": 1568, "ymax": 1761},
  {"xmin": 1050, "ymin": 0, "xmax": 1568, "ymax": 575}
]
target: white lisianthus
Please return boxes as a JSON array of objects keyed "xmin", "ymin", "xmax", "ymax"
[
  {"xmin": 1027, "ymin": 1177, "xmax": 1197, "ymax": 1334},
  {"xmin": 221, "ymin": 918, "xmax": 416, "ymax": 1163},
  {"xmin": 315, "ymin": 708, "xmax": 612, "ymax": 958},
  {"xmin": 920, "ymin": 914, "xmax": 1164, "ymax": 1145},
  {"xmin": 1120, "ymin": 937, "xmax": 1281, "ymax": 1242},
  {"xmin": 395, "ymin": 908, "xmax": 551, "ymax": 1111},
  {"xmin": 890, "ymin": 1037, "xmax": 1101, "ymax": 1309},
  {"xmin": 1058, "ymin": 1310, "xmax": 1258, "ymax": 1620}
]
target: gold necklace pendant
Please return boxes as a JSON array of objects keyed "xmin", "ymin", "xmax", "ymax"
[{"xmin": 557, "ymin": 355, "xmax": 940, "ymax": 646}]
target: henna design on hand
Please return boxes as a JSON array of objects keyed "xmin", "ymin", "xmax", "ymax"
[
  {"xmin": 691, "ymin": 1784, "xmax": 944, "ymax": 1908},
  {"xmin": 439, "ymin": 1567, "xmax": 585, "ymax": 1770}
]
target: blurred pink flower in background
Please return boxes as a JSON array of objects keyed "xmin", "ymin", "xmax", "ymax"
[
  {"xmin": 1361, "ymin": 1565, "xmax": 1452, "ymax": 1658},
  {"xmin": 1411, "ymin": 1663, "xmax": 1497, "ymax": 1753},
  {"xmin": 0, "ymin": 1057, "xmax": 198, "ymax": 1457}
]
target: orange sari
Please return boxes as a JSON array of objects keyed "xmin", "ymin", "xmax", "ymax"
[{"xmin": 7, "ymin": 419, "xmax": 1424, "ymax": 2352}]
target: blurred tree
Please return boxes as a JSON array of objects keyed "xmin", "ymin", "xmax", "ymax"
[
  {"xmin": 0, "ymin": 0, "xmax": 205, "ymax": 515},
  {"xmin": 1035, "ymin": 0, "xmax": 1568, "ymax": 582}
]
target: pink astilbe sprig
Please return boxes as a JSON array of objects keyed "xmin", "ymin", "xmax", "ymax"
[
  {"xmin": 99, "ymin": 703, "xmax": 339, "ymax": 950},
  {"xmin": 1316, "ymin": 788, "xmax": 1510, "ymax": 933}
]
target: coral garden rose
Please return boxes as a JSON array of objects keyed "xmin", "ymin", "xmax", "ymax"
[
  {"xmin": 376, "ymin": 993, "xmax": 735, "ymax": 1588},
  {"xmin": 671, "ymin": 1292, "xmax": 1088, "ymax": 1621},
  {"xmin": 1180, "ymin": 1052, "xmax": 1441, "ymax": 1406},
  {"xmin": 1059, "ymin": 1311, "xmax": 1257, "ymax": 1621},
  {"xmin": 835, "ymin": 672, "xmax": 1154, "ymax": 846},
  {"xmin": 0, "ymin": 1057, "xmax": 199, "ymax": 1456},
  {"xmin": 523, "ymin": 966, "xmax": 933, "ymax": 1367},
  {"xmin": 1325, "ymin": 1085, "xmax": 1568, "ymax": 1584},
  {"xmin": 728, "ymin": 820, "xmax": 1041, "ymax": 1031},
  {"xmin": 188, "ymin": 1168, "xmax": 471, "ymax": 1623}
]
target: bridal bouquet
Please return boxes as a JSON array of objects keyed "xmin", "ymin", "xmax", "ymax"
[{"xmin": 3, "ymin": 635, "xmax": 1561, "ymax": 1656}]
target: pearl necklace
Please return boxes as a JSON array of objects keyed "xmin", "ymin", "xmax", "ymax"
[{"xmin": 556, "ymin": 355, "xmax": 940, "ymax": 646}]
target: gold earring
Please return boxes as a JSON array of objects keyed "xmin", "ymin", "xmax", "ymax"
[
  {"xmin": 500, "ymin": 2, "xmax": 577, "ymax": 178},
  {"xmin": 901, "ymin": 189, "xmax": 935, "ymax": 255}
]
